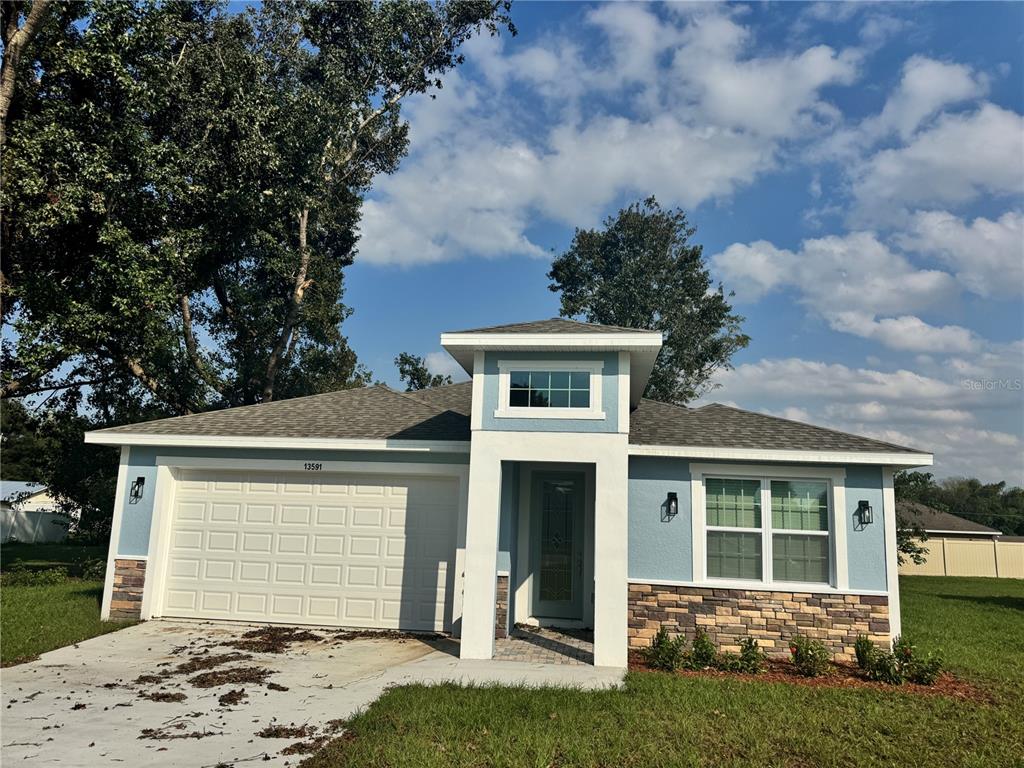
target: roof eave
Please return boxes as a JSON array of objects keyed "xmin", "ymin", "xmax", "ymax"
[
  {"xmin": 83, "ymin": 432, "xmax": 471, "ymax": 453},
  {"xmin": 627, "ymin": 443, "xmax": 934, "ymax": 467}
]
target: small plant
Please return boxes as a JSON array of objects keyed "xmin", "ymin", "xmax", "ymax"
[
  {"xmin": 81, "ymin": 558, "xmax": 107, "ymax": 581},
  {"xmin": 865, "ymin": 650, "xmax": 903, "ymax": 684},
  {"xmin": 737, "ymin": 637, "xmax": 767, "ymax": 674},
  {"xmin": 643, "ymin": 627, "xmax": 687, "ymax": 672},
  {"xmin": 714, "ymin": 652, "xmax": 742, "ymax": 672},
  {"xmin": 1, "ymin": 565, "xmax": 70, "ymax": 587},
  {"xmin": 688, "ymin": 628, "xmax": 717, "ymax": 669},
  {"xmin": 854, "ymin": 634, "xmax": 878, "ymax": 669},
  {"xmin": 904, "ymin": 651, "xmax": 943, "ymax": 685},
  {"xmin": 789, "ymin": 635, "xmax": 831, "ymax": 677},
  {"xmin": 860, "ymin": 635, "xmax": 943, "ymax": 686}
]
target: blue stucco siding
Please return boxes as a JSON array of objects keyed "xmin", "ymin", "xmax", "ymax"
[
  {"xmin": 480, "ymin": 350, "xmax": 619, "ymax": 433},
  {"xmin": 627, "ymin": 458, "xmax": 891, "ymax": 592},
  {"xmin": 844, "ymin": 465, "xmax": 888, "ymax": 592},
  {"xmin": 115, "ymin": 445, "xmax": 469, "ymax": 558},
  {"xmin": 628, "ymin": 456, "xmax": 693, "ymax": 582}
]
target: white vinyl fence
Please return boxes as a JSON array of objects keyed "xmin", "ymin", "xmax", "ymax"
[
  {"xmin": 0, "ymin": 508, "xmax": 68, "ymax": 544},
  {"xmin": 899, "ymin": 537, "xmax": 1024, "ymax": 579}
]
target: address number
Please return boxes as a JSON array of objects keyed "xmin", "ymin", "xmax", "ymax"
[{"xmin": 303, "ymin": 462, "xmax": 323, "ymax": 471}]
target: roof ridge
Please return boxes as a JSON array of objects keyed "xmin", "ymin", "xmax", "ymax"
[{"xmin": 701, "ymin": 402, "xmax": 925, "ymax": 454}]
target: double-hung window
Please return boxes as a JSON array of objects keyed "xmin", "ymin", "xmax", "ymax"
[{"xmin": 705, "ymin": 476, "xmax": 833, "ymax": 586}]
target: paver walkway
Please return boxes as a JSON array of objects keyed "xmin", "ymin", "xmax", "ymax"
[{"xmin": 493, "ymin": 626, "xmax": 594, "ymax": 665}]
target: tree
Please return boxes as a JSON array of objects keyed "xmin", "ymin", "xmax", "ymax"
[
  {"xmin": 395, "ymin": 352, "xmax": 452, "ymax": 391},
  {"xmin": 548, "ymin": 197, "xmax": 749, "ymax": 404},
  {"xmin": 894, "ymin": 470, "xmax": 1024, "ymax": 536},
  {"xmin": 2, "ymin": 0, "xmax": 515, "ymax": 412}
]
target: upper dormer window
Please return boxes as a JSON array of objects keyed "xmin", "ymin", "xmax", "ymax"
[{"xmin": 495, "ymin": 361, "xmax": 605, "ymax": 420}]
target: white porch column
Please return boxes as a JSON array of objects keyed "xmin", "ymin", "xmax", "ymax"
[
  {"xmin": 593, "ymin": 445, "xmax": 629, "ymax": 667},
  {"xmin": 459, "ymin": 442, "xmax": 502, "ymax": 659}
]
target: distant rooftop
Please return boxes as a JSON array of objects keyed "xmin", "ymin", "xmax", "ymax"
[{"xmin": 896, "ymin": 501, "xmax": 1001, "ymax": 536}]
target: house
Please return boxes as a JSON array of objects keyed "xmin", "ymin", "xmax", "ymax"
[
  {"xmin": 1, "ymin": 481, "xmax": 69, "ymax": 544},
  {"xmin": 84, "ymin": 319, "xmax": 933, "ymax": 667},
  {"xmin": 897, "ymin": 501, "xmax": 1023, "ymax": 578}
]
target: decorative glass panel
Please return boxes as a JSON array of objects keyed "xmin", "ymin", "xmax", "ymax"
[
  {"xmin": 707, "ymin": 531, "xmax": 762, "ymax": 580},
  {"xmin": 771, "ymin": 481, "xmax": 829, "ymax": 531},
  {"xmin": 773, "ymin": 534, "xmax": 829, "ymax": 583},
  {"xmin": 506, "ymin": 369, "xmax": 592, "ymax": 409},
  {"xmin": 705, "ymin": 478, "xmax": 761, "ymax": 528},
  {"xmin": 539, "ymin": 481, "xmax": 575, "ymax": 601}
]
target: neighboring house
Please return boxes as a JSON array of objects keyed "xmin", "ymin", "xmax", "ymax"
[
  {"xmin": 1, "ymin": 481, "xmax": 69, "ymax": 544},
  {"xmin": 85, "ymin": 319, "xmax": 933, "ymax": 667},
  {"xmin": 898, "ymin": 501, "xmax": 1024, "ymax": 578}
]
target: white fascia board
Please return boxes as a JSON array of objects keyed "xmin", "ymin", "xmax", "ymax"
[
  {"xmin": 84, "ymin": 431, "xmax": 471, "ymax": 453},
  {"xmin": 628, "ymin": 443, "xmax": 933, "ymax": 466}
]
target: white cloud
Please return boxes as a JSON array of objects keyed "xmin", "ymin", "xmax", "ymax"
[
  {"xmin": 897, "ymin": 210, "xmax": 1024, "ymax": 298},
  {"xmin": 357, "ymin": 6, "xmax": 862, "ymax": 265},
  {"xmin": 849, "ymin": 103, "xmax": 1024, "ymax": 221},
  {"xmin": 424, "ymin": 351, "xmax": 469, "ymax": 383},
  {"xmin": 829, "ymin": 312, "xmax": 976, "ymax": 353},
  {"xmin": 702, "ymin": 356, "xmax": 1023, "ymax": 483}
]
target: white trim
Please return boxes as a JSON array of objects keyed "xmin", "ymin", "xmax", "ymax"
[
  {"xmin": 923, "ymin": 529, "xmax": 1000, "ymax": 537},
  {"xmin": 493, "ymin": 360, "xmax": 605, "ymax": 420},
  {"xmin": 140, "ymin": 465, "xmax": 175, "ymax": 620},
  {"xmin": 691, "ymin": 463, "xmax": 846, "ymax": 591},
  {"xmin": 617, "ymin": 351, "xmax": 630, "ymax": 435},
  {"xmin": 100, "ymin": 446, "xmax": 130, "ymax": 621},
  {"xmin": 470, "ymin": 350, "xmax": 485, "ymax": 431},
  {"xmin": 154, "ymin": 456, "xmax": 469, "ymax": 475},
  {"xmin": 440, "ymin": 331, "xmax": 662, "ymax": 349},
  {"xmin": 84, "ymin": 432, "xmax": 470, "ymax": 452},
  {"xmin": 882, "ymin": 467, "xmax": 901, "ymax": 641},
  {"xmin": 630, "ymin": 444, "xmax": 932, "ymax": 467},
  {"xmin": 626, "ymin": 577, "xmax": 889, "ymax": 597}
]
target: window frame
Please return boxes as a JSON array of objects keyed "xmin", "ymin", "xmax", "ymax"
[
  {"xmin": 494, "ymin": 360, "xmax": 605, "ymax": 420},
  {"xmin": 691, "ymin": 463, "xmax": 848, "ymax": 591}
]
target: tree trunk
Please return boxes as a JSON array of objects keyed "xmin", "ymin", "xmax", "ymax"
[
  {"xmin": 0, "ymin": 0, "xmax": 51, "ymax": 149},
  {"xmin": 261, "ymin": 208, "xmax": 311, "ymax": 403}
]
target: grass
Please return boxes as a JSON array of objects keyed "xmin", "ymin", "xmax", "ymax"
[
  {"xmin": 0, "ymin": 542, "xmax": 132, "ymax": 665},
  {"xmin": 0, "ymin": 542, "xmax": 107, "ymax": 576},
  {"xmin": 304, "ymin": 576, "xmax": 1024, "ymax": 768}
]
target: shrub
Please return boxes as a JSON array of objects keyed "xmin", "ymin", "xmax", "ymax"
[
  {"xmin": 688, "ymin": 628, "xmax": 717, "ymax": 669},
  {"xmin": 81, "ymin": 558, "xmax": 107, "ymax": 581},
  {"xmin": 865, "ymin": 650, "xmax": 903, "ymax": 684},
  {"xmin": 643, "ymin": 627, "xmax": 687, "ymax": 672},
  {"xmin": 904, "ymin": 651, "xmax": 943, "ymax": 685},
  {"xmin": 789, "ymin": 635, "xmax": 831, "ymax": 677},
  {"xmin": 737, "ymin": 637, "xmax": 767, "ymax": 674},
  {"xmin": 1, "ymin": 565, "xmax": 70, "ymax": 587},
  {"xmin": 854, "ymin": 634, "xmax": 878, "ymax": 669}
]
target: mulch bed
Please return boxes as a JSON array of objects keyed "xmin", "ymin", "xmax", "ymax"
[{"xmin": 627, "ymin": 652, "xmax": 990, "ymax": 702}]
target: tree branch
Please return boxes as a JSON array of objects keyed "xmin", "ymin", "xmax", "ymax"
[
  {"xmin": 180, "ymin": 293, "xmax": 224, "ymax": 394},
  {"xmin": 261, "ymin": 208, "xmax": 312, "ymax": 402},
  {"xmin": 0, "ymin": 0, "xmax": 51, "ymax": 149}
]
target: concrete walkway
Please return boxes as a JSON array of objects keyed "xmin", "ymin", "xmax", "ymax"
[{"xmin": 1, "ymin": 621, "xmax": 623, "ymax": 767}]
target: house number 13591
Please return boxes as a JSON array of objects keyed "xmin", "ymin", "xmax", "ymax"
[{"xmin": 303, "ymin": 462, "xmax": 323, "ymax": 471}]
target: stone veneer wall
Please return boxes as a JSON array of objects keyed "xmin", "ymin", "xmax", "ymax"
[
  {"xmin": 494, "ymin": 574, "xmax": 510, "ymax": 639},
  {"xmin": 110, "ymin": 559, "xmax": 147, "ymax": 620},
  {"xmin": 628, "ymin": 583, "xmax": 889, "ymax": 662}
]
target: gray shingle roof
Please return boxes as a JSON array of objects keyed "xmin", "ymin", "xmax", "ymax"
[
  {"xmin": 91, "ymin": 381, "xmax": 925, "ymax": 457},
  {"xmin": 447, "ymin": 318, "xmax": 651, "ymax": 335},
  {"xmin": 896, "ymin": 501, "xmax": 1001, "ymax": 535},
  {"xmin": 91, "ymin": 384, "xmax": 471, "ymax": 442},
  {"xmin": 629, "ymin": 400, "xmax": 925, "ymax": 453}
]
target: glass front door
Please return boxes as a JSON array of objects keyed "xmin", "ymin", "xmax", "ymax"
[{"xmin": 531, "ymin": 473, "xmax": 584, "ymax": 620}]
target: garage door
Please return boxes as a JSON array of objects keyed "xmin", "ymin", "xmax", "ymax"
[{"xmin": 160, "ymin": 470, "xmax": 459, "ymax": 631}]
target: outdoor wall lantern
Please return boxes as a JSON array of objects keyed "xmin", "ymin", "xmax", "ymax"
[
  {"xmin": 856, "ymin": 499, "xmax": 874, "ymax": 526},
  {"xmin": 129, "ymin": 476, "xmax": 146, "ymax": 505},
  {"xmin": 663, "ymin": 491, "xmax": 679, "ymax": 522}
]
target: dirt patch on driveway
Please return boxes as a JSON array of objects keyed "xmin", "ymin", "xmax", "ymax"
[
  {"xmin": 224, "ymin": 626, "xmax": 324, "ymax": 654},
  {"xmin": 188, "ymin": 666, "xmax": 273, "ymax": 689}
]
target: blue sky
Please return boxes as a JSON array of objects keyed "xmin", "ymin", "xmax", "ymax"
[{"xmin": 340, "ymin": 2, "xmax": 1023, "ymax": 484}]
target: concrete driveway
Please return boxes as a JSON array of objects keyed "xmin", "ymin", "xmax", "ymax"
[{"xmin": 2, "ymin": 620, "xmax": 622, "ymax": 767}]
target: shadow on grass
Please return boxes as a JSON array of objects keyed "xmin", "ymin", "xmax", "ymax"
[{"xmin": 933, "ymin": 593, "xmax": 1024, "ymax": 612}]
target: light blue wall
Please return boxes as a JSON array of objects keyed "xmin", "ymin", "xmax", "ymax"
[
  {"xmin": 115, "ymin": 445, "xmax": 470, "ymax": 558},
  {"xmin": 480, "ymin": 351, "xmax": 619, "ymax": 433},
  {"xmin": 628, "ymin": 457, "xmax": 693, "ymax": 581},
  {"xmin": 844, "ymin": 465, "xmax": 887, "ymax": 591},
  {"xmin": 626, "ymin": 458, "xmax": 890, "ymax": 592}
]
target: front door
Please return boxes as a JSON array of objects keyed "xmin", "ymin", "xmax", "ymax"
[{"xmin": 531, "ymin": 472, "xmax": 584, "ymax": 620}]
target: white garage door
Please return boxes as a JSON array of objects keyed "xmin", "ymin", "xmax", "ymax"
[{"xmin": 160, "ymin": 470, "xmax": 459, "ymax": 631}]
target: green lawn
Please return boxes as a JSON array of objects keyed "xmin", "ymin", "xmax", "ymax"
[
  {"xmin": 1, "ymin": 543, "xmax": 132, "ymax": 665},
  {"xmin": 304, "ymin": 576, "xmax": 1024, "ymax": 768},
  {"xmin": 1, "ymin": 542, "xmax": 108, "ymax": 575}
]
